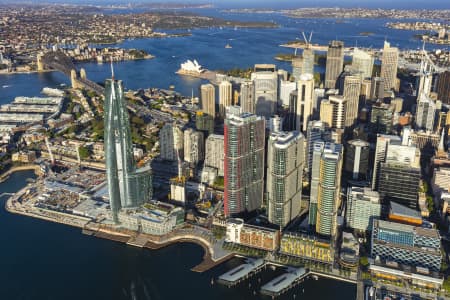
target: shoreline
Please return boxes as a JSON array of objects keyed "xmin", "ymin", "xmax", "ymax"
[
  {"xmin": 0, "ymin": 56, "xmax": 155, "ymax": 76},
  {"xmin": 4, "ymin": 186, "xmax": 234, "ymax": 273},
  {"xmin": 0, "ymin": 164, "xmax": 42, "ymax": 183}
]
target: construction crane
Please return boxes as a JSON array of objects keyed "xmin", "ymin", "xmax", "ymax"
[
  {"xmin": 45, "ymin": 136, "xmax": 55, "ymax": 165},
  {"xmin": 294, "ymin": 31, "xmax": 313, "ymax": 56}
]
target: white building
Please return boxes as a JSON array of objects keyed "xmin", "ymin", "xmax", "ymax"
[
  {"xmin": 184, "ymin": 128, "xmax": 204, "ymax": 164},
  {"xmin": 346, "ymin": 187, "xmax": 381, "ymax": 231},
  {"xmin": 280, "ymin": 80, "xmax": 297, "ymax": 107}
]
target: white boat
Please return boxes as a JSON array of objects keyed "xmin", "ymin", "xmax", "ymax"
[{"xmin": 2, "ymin": 85, "xmax": 10, "ymax": 88}]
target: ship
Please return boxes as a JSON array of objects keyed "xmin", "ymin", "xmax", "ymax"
[{"xmin": 225, "ymin": 44, "xmax": 232, "ymax": 49}]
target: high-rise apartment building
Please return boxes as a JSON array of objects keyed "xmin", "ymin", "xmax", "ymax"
[
  {"xmin": 219, "ymin": 80, "xmax": 233, "ymax": 118},
  {"xmin": 200, "ymin": 83, "xmax": 216, "ymax": 118},
  {"xmin": 240, "ymin": 80, "xmax": 255, "ymax": 114},
  {"xmin": 159, "ymin": 123, "xmax": 184, "ymax": 161},
  {"xmin": 183, "ymin": 128, "xmax": 204, "ymax": 165},
  {"xmin": 380, "ymin": 41, "xmax": 399, "ymax": 91},
  {"xmin": 205, "ymin": 134, "xmax": 224, "ymax": 176},
  {"xmin": 316, "ymin": 143, "xmax": 343, "ymax": 237},
  {"xmin": 224, "ymin": 109, "xmax": 265, "ymax": 216},
  {"xmin": 306, "ymin": 120, "xmax": 329, "ymax": 175},
  {"xmin": 266, "ymin": 131, "xmax": 304, "ymax": 227},
  {"xmin": 104, "ymin": 78, "xmax": 152, "ymax": 223},
  {"xmin": 325, "ymin": 40, "xmax": 344, "ymax": 89}
]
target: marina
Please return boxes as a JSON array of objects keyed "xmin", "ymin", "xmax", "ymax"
[{"xmin": 217, "ymin": 258, "xmax": 266, "ymax": 287}]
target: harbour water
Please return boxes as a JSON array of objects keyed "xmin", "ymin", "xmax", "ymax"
[
  {"xmin": 0, "ymin": 8, "xmax": 444, "ymax": 299},
  {"xmin": 0, "ymin": 11, "xmax": 446, "ymax": 104},
  {"xmin": 0, "ymin": 171, "xmax": 356, "ymax": 299}
]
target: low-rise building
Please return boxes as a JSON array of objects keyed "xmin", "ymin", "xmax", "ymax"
[
  {"xmin": 11, "ymin": 150, "xmax": 36, "ymax": 163},
  {"xmin": 280, "ymin": 232, "xmax": 334, "ymax": 264},
  {"xmin": 225, "ymin": 218, "xmax": 280, "ymax": 251},
  {"xmin": 118, "ymin": 201, "xmax": 184, "ymax": 235},
  {"xmin": 371, "ymin": 220, "xmax": 441, "ymax": 272}
]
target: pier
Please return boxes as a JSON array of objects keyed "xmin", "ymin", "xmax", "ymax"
[
  {"xmin": 260, "ymin": 267, "xmax": 308, "ymax": 297},
  {"xmin": 217, "ymin": 258, "xmax": 266, "ymax": 287}
]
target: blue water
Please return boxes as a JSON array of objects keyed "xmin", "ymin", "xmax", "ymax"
[
  {"xmin": 0, "ymin": 171, "xmax": 357, "ymax": 299},
  {"xmin": 0, "ymin": 10, "xmax": 439, "ymax": 299},
  {"xmin": 1, "ymin": 11, "xmax": 446, "ymax": 104}
]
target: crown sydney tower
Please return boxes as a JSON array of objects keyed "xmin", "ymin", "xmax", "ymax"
[{"xmin": 104, "ymin": 75, "xmax": 152, "ymax": 223}]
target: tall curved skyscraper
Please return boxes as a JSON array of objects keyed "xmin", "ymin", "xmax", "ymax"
[{"xmin": 104, "ymin": 78, "xmax": 152, "ymax": 223}]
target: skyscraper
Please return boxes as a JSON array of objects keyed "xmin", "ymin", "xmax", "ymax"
[
  {"xmin": 183, "ymin": 128, "xmax": 204, "ymax": 165},
  {"xmin": 200, "ymin": 83, "xmax": 216, "ymax": 118},
  {"xmin": 415, "ymin": 95, "xmax": 437, "ymax": 132},
  {"xmin": 351, "ymin": 48, "xmax": 374, "ymax": 80},
  {"xmin": 291, "ymin": 57, "xmax": 303, "ymax": 81},
  {"xmin": 371, "ymin": 134, "xmax": 402, "ymax": 190},
  {"xmin": 380, "ymin": 41, "xmax": 399, "ymax": 91},
  {"xmin": 302, "ymin": 48, "xmax": 315, "ymax": 76},
  {"xmin": 280, "ymin": 80, "xmax": 297, "ymax": 107},
  {"xmin": 325, "ymin": 40, "xmax": 344, "ymax": 89},
  {"xmin": 291, "ymin": 48, "xmax": 315, "ymax": 81},
  {"xmin": 315, "ymin": 143, "xmax": 343, "ymax": 237},
  {"xmin": 224, "ymin": 109, "xmax": 265, "ymax": 216},
  {"xmin": 345, "ymin": 139, "xmax": 370, "ymax": 181},
  {"xmin": 306, "ymin": 120, "xmax": 329, "ymax": 175},
  {"xmin": 252, "ymin": 64, "xmax": 278, "ymax": 119},
  {"xmin": 104, "ymin": 78, "xmax": 152, "ymax": 223},
  {"xmin": 296, "ymin": 73, "xmax": 315, "ymax": 132},
  {"xmin": 436, "ymin": 71, "xmax": 450, "ymax": 104},
  {"xmin": 240, "ymin": 80, "xmax": 255, "ymax": 114},
  {"xmin": 329, "ymin": 95, "xmax": 347, "ymax": 129},
  {"xmin": 219, "ymin": 80, "xmax": 233, "ymax": 118},
  {"xmin": 369, "ymin": 104, "xmax": 394, "ymax": 134},
  {"xmin": 378, "ymin": 144, "xmax": 421, "ymax": 209},
  {"xmin": 159, "ymin": 123, "xmax": 184, "ymax": 161},
  {"xmin": 370, "ymin": 77, "xmax": 385, "ymax": 100},
  {"xmin": 205, "ymin": 134, "xmax": 224, "ymax": 176},
  {"xmin": 266, "ymin": 131, "xmax": 304, "ymax": 227},
  {"xmin": 343, "ymin": 75, "xmax": 361, "ymax": 129}
]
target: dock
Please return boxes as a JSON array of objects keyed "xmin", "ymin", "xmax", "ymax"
[
  {"xmin": 217, "ymin": 258, "xmax": 265, "ymax": 287},
  {"xmin": 260, "ymin": 267, "xmax": 308, "ymax": 297},
  {"xmin": 126, "ymin": 234, "xmax": 149, "ymax": 248}
]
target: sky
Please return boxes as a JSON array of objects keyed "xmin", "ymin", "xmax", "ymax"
[{"xmin": 2, "ymin": 0, "xmax": 450, "ymax": 9}]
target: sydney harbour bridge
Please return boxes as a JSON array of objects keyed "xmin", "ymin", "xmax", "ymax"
[{"xmin": 37, "ymin": 50, "xmax": 105, "ymax": 95}]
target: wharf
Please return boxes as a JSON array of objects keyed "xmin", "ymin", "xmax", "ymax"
[
  {"xmin": 260, "ymin": 267, "xmax": 308, "ymax": 297},
  {"xmin": 217, "ymin": 258, "xmax": 266, "ymax": 287},
  {"xmin": 126, "ymin": 234, "xmax": 149, "ymax": 248}
]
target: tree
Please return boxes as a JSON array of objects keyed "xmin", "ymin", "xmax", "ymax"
[{"xmin": 78, "ymin": 146, "xmax": 91, "ymax": 160}]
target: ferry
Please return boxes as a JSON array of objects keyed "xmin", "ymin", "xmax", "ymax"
[
  {"xmin": 225, "ymin": 44, "xmax": 232, "ymax": 49},
  {"xmin": 2, "ymin": 85, "xmax": 10, "ymax": 88}
]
